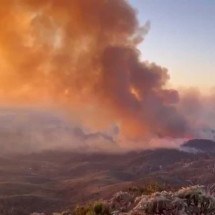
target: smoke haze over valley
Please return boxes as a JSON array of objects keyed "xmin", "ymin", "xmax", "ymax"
[{"xmin": 0, "ymin": 1, "xmax": 215, "ymax": 214}]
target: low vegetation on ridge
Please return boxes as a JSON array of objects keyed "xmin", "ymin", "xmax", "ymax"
[{"xmin": 32, "ymin": 185, "xmax": 215, "ymax": 215}]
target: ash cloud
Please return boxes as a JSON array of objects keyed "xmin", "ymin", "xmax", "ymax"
[
  {"xmin": 0, "ymin": 108, "xmax": 119, "ymax": 154},
  {"xmin": 0, "ymin": 0, "xmax": 213, "ymax": 151},
  {"xmin": 179, "ymin": 89, "xmax": 215, "ymax": 140}
]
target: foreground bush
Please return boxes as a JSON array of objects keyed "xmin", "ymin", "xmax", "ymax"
[
  {"xmin": 68, "ymin": 201, "xmax": 110, "ymax": 215},
  {"xmin": 32, "ymin": 185, "xmax": 215, "ymax": 215},
  {"xmin": 112, "ymin": 185, "xmax": 215, "ymax": 214}
]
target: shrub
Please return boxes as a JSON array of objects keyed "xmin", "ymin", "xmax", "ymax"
[
  {"xmin": 59, "ymin": 185, "xmax": 215, "ymax": 215},
  {"xmin": 128, "ymin": 181, "xmax": 167, "ymax": 196},
  {"xmin": 72, "ymin": 202, "xmax": 110, "ymax": 215},
  {"xmin": 133, "ymin": 185, "xmax": 215, "ymax": 215}
]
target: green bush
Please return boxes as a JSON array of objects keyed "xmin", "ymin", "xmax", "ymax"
[{"xmin": 72, "ymin": 202, "xmax": 110, "ymax": 215}]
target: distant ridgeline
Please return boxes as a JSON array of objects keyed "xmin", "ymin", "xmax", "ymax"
[{"xmin": 182, "ymin": 139, "xmax": 215, "ymax": 153}]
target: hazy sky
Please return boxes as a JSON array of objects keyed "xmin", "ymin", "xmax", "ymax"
[{"xmin": 130, "ymin": 0, "xmax": 215, "ymax": 92}]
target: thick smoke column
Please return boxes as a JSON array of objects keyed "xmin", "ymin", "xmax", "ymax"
[{"xmin": 0, "ymin": 0, "xmax": 190, "ymax": 141}]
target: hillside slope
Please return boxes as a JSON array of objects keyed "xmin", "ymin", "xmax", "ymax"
[{"xmin": 1, "ymin": 139, "xmax": 215, "ymax": 214}]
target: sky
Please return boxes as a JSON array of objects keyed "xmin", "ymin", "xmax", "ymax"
[{"xmin": 130, "ymin": 0, "xmax": 215, "ymax": 92}]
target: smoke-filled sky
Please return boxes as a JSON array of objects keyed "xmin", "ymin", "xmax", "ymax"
[
  {"xmin": 130, "ymin": 0, "xmax": 215, "ymax": 92},
  {"xmin": 0, "ymin": 0, "xmax": 214, "ymax": 152}
]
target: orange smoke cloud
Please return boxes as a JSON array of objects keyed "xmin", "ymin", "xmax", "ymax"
[{"xmin": 0, "ymin": 0, "xmax": 190, "ymax": 140}]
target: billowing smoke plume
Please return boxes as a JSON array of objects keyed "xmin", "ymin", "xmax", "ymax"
[{"xmin": 0, "ymin": 0, "xmax": 211, "ymax": 148}]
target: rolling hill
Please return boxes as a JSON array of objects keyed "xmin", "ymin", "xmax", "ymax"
[{"xmin": 0, "ymin": 139, "xmax": 215, "ymax": 214}]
